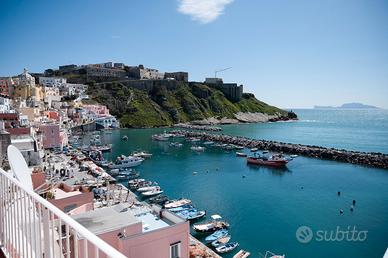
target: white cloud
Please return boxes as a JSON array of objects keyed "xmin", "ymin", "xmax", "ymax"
[{"xmin": 177, "ymin": 0, "xmax": 234, "ymax": 24}]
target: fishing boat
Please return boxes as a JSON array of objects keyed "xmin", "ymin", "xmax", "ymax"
[
  {"xmin": 250, "ymin": 148, "xmax": 258, "ymax": 152},
  {"xmin": 190, "ymin": 146, "xmax": 205, "ymax": 152},
  {"xmin": 205, "ymin": 229, "xmax": 229, "ymax": 243},
  {"xmin": 132, "ymin": 151, "xmax": 152, "ymax": 159},
  {"xmin": 164, "ymin": 199, "xmax": 192, "ymax": 209},
  {"xmin": 193, "ymin": 216, "xmax": 229, "ymax": 233},
  {"xmin": 108, "ymin": 155, "xmax": 144, "ymax": 169},
  {"xmin": 142, "ymin": 188, "xmax": 164, "ymax": 197},
  {"xmin": 290, "ymin": 154, "xmax": 298, "ymax": 158},
  {"xmin": 236, "ymin": 152, "xmax": 247, "ymax": 157},
  {"xmin": 211, "ymin": 235, "xmax": 231, "ymax": 248},
  {"xmin": 234, "ymin": 145, "xmax": 244, "ymax": 150},
  {"xmin": 215, "ymin": 242, "xmax": 239, "ymax": 253},
  {"xmin": 187, "ymin": 137, "xmax": 201, "ymax": 142},
  {"xmin": 247, "ymin": 154, "xmax": 289, "ymax": 168},
  {"xmin": 116, "ymin": 171, "xmax": 140, "ymax": 180},
  {"xmin": 137, "ymin": 185, "xmax": 160, "ymax": 192},
  {"xmin": 175, "ymin": 209, "xmax": 206, "ymax": 221},
  {"xmin": 168, "ymin": 204, "xmax": 194, "ymax": 213},
  {"xmin": 148, "ymin": 195, "xmax": 169, "ymax": 204},
  {"xmin": 233, "ymin": 249, "xmax": 251, "ymax": 258},
  {"xmin": 152, "ymin": 134, "xmax": 169, "ymax": 141},
  {"xmin": 89, "ymin": 150, "xmax": 109, "ymax": 166},
  {"xmin": 129, "ymin": 180, "xmax": 153, "ymax": 190},
  {"xmin": 203, "ymin": 141, "xmax": 214, "ymax": 145}
]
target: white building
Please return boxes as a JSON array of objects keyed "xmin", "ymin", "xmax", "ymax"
[
  {"xmin": 0, "ymin": 97, "xmax": 13, "ymax": 113},
  {"xmin": 39, "ymin": 77, "xmax": 67, "ymax": 87},
  {"xmin": 95, "ymin": 116, "xmax": 119, "ymax": 129},
  {"xmin": 44, "ymin": 87, "xmax": 62, "ymax": 107}
]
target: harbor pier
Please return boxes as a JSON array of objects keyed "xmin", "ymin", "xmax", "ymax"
[{"xmin": 172, "ymin": 130, "xmax": 388, "ymax": 169}]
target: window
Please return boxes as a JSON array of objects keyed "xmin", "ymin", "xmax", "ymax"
[{"xmin": 170, "ymin": 242, "xmax": 180, "ymax": 258}]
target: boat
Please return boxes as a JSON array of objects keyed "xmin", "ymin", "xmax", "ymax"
[
  {"xmin": 132, "ymin": 151, "xmax": 152, "ymax": 159},
  {"xmin": 129, "ymin": 180, "xmax": 153, "ymax": 190},
  {"xmin": 211, "ymin": 235, "xmax": 231, "ymax": 248},
  {"xmin": 192, "ymin": 220, "xmax": 229, "ymax": 233},
  {"xmin": 190, "ymin": 146, "xmax": 205, "ymax": 152},
  {"xmin": 164, "ymin": 199, "xmax": 192, "ymax": 209},
  {"xmin": 168, "ymin": 205, "xmax": 194, "ymax": 213},
  {"xmin": 148, "ymin": 195, "xmax": 169, "ymax": 205},
  {"xmin": 236, "ymin": 152, "xmax": 247, "ymax": 157},
  {"xmin": 203, "ymin": 141, "xmax": 214, "ymax": 145},
  {"xmin": 187, "ymin": 137, "xmax": 201, "ymax": 142},
  {"xmin": 152, "ymin": 134, "xmax": 169, "ymax": 141},
  {"xmin": 262, "ymin": 251, "xmax": 285, "ymax": 258},
  {"xmin": 142, "ymin": 188, "xmax": 164, "ymax": 197},
  {"xmin": 290, "ymin": 154, "xmax": 298, "ymax": 158},
  {"xmin": 175, "ymin": 209, "xmax": 206, "ymax": 221},
  {"xmin": 137, "ymin": 185, "xmax": 160, "ymax": 192},
  {"xmin": 250, "ymin": 148, "xmax": 258, "ymax": 152},
  {"xmin": 247, "ymin": 154, "xmax": 289, "ymax": 168},
  {"xmin": 128, "ymin": 178, "xmax": 145, "ymax": 185},
  {"xmin": 169, "ymin": 142, "xmax": 183, "ymax": 147},
  {"xmin": 116, "ymin": 171, "xmax": 140, "ymax": 180},
  {"xmin": 215, "ymin": 242, "xmax": 239, "ymax": 253},
  {"xmin": 234, "ymin": 145, "xmax": 244, "ymax": 150},
  {"xmin": 205, "ymin": 229, "xmax": 229, "ymax": 243},
  {"xmin": 122, "ymin": 135, "xmax": 128, "ymax": 141},
  {"xmin": 108, "ymin": 155, "xmax": 144, "ymax": 169},
  {"xmin": 233, "ymin": 249, "xmax": 251, "ymax": 258},
  {"xmin": 89, "ymin": 150, "xmax": 109, "ymax": 166}
]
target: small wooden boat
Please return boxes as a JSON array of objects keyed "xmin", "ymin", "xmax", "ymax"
[
  {"xmin": 211, "ymin": 235, "xmax": 231, "ymax": 248},
  {"xmin": 175, "ymin": 209, "xmax": 206, "ymax": 221},
  {"xmin": 203, "ymin": 141, "xmax": 214, "ymax": 145},
  {"xmin": 216, "ymin": 242, "xmax": 239, "ymax": 253},
  {"xmin": 236, "ymin": 152, "xmax": 247, "ymax": 157},
  {"xmin": 168, "ymin": 205, "xmax": 194, "ymax": 213},
  {"xmin": 250, "ymin": 148, "xmax": 258, "ymax": 152},
  {"xmin": 234, "ymin": 145, "xmax": 244, "ymax": 150},
  {"xmin": 233, "ymin": 249, "xmax": 251, "ymax": 258},
  {"xmin": 148, "ymin": 195, "xmax": 169, "ymax": 204},
  {"xmin": 193, "ymin": 220, "xmax": 229, "ymax": 233},
  {"xmin": 164, "ymin": 199, "xmax": 192, "ymax": 209},
  {"xmin": 205, "ymin": 229, "xmax": 229, "ymax": 243}
]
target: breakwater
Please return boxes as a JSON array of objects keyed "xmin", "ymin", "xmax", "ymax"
[
  {"xmin": 171, "ymin": 130, "xmax": 388, "ymax": 169},
  {"xmin": 173, "ymin": 123, "xmax": 222, "ymax": 131}
]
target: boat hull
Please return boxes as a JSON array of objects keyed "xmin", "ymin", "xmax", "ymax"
[{"xmin": 247, "ymin": 157, "xmax": 288, "ymax": 167}]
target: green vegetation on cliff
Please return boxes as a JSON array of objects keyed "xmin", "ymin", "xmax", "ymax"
[{"xmin": 86, "ymin": 82, "xmax": 293, "ymax": 128}]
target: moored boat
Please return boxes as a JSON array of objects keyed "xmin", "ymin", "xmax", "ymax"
[
  {"xmin": 233, "ymin": 249, "xmax": 251, "ymax": 258},
  {"xmin": 236, "ymin": 152, "xmax": 247, "ymax": 157},
  {"xmin": 190, "ymin": 146, "xmax": 205, "ymax": 152},
  {"xmin": 137, "ymin": 185, "xmax": 160, "ymax": 192},
  {"xmin": 205, "ymin": 229, "xmax": 229, "ymax": 243},
  {"xmin": 193, "ymin": 220, "xmax": 229, "ymax": 233},
  {"xmin": 108, "ymin": 155, "xmax": 144, "ymax": 169},
  {"xmin": 132, "ymin": 151, "xmax": 152, "ymax": 158},
  {"xmin": 164, "ymin": 199, "xmax": 192, "ymax": 209},
  {"xmin": 148, "ymin": 194, "xmax": 169, "ymax": 205},
  {"xmin": 141, "ymin": 188, "xmax": 164, "ymax": 197},
  {"xmin": 215, "ymin": 242, "xmax": 239, "ymax": 253},
  {"xmin": 211, "ymin": 235, "xmax": 231, "ymax": 248},
  {"xmin": 250, "ymin": 148, "xmax": 258, "ymax": 152}
]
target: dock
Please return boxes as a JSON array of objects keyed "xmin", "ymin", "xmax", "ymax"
[{"xmin": 171, "ymin": 130, "xmax": 388, "ymax": 169}]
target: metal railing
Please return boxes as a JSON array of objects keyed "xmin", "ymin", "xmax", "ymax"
[{"xmin": 0, "ymin": 168, "xmax": 127, "ymax": 258}]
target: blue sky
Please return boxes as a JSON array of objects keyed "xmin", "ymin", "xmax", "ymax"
[{"xmin": 0, "ymin": 0, "xmax": 387, "ymax": 108}]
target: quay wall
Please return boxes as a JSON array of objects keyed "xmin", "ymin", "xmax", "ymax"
[{"xmin": 173, "ymin": 130, "xmax": 388, "ymax": 169}]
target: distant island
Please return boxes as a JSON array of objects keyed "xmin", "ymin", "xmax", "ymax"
[{"xmin": 314, "ymin": 102, "xmax": 380, "ymax": 110}]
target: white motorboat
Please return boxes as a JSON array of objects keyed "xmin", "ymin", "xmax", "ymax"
[
  {"xmin": 137, "ymin": 185, "xmax": 160, "ymax": 192},
  {"xmin": 233, "ymin": 249, "xmax": 251, "ymax": 258},
  {"xmin": 190, "ymin": 146, "xmax": 205, "ymax": 152},
  {"xmin": 108, "ymin": 155, "xmax": 143, "ymax": 169},
  {"xmin": 164, "ymin": 199, "xmax": 192, "ymax": 209},
  {"xmin": 142, "ymin": 189, "xmax": 164, "ymax": 197},
  {"xmin": 132, "ymin": 151, "xmax": 153, "ymax": 158},
  {"xmin": 216, "ymin": 242, "xmax": 239, "ymax": 253}
]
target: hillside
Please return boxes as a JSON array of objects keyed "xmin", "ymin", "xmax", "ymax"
[{"xmin": 86, "ymin": 81, "xmax": 297, "ymax": 128}]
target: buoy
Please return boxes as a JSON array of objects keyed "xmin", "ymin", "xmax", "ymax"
[
  {"xmin": 340, "ymin": 209, "xmax": 344, "ymax": 214},
  {"xmin": 242, "ymin": 175, "xmax": 246, "ymax": 178},
  {"xmin": 301, "ymin": 186, "xmax": 304, "ymax": 189},
  {"xmin": 338, "ymin": 191, "xmax": 341, "ymax": 196},
  {"xmin": 352, "ymin": 200, "xmax": 356, "ymax": 205},
  {"xmin": 350, "ymin": 206, "xmax": 354, "ymax": 212}
]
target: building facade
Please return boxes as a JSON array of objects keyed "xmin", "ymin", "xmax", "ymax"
[{"xmin": 39, "ymin": 77, "xmax": 67, "ymax": 87}]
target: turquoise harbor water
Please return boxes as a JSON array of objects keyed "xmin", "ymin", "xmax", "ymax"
[{"xmin": 94, "ymin": 109, "xmax": 388, "ymax": 258}]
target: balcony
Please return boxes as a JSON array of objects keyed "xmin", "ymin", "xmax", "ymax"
[{"xmin": 0, "ymin": 168, "xmax": 127, "ymax": 258}]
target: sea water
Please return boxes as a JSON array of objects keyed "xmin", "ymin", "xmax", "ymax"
[{"xmin": 96, "ymin": 109, "xmax": 388, "ymax": 258}]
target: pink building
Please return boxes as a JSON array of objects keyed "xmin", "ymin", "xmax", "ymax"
[
  {"xmin": 83, "ymin": 104, "xmax": 110, "ymax": 118},
  {"xmin": 39, "ymin": 123, "xmax": 61, "ymax": 149},
  {"xmin": 72, "ymin": 204, "xmax": 189, "ymax": 258}
]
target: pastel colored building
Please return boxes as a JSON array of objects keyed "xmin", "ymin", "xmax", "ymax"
[
  {"xmin": 72, "ymin": 204, "xmax": 189, "ymax": 258},
  {"xmin": 39, "ymin": 77, "xmax": 67, "ymax": 87},
  {"xmin": 83, "ymin": 104, "xmax": 110, "ymax": 118},
  {"xmin": 39, "ymin": 123, "xmax": 61, "ymax": 149}
]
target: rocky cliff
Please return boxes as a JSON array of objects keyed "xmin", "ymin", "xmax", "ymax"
[{"xmin": 86, "ymin": 81, "xmax": 297, "ymax": 128}]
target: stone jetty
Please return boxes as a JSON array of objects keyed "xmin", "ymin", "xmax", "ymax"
[
  {"xmin": 171, "ymin": 130, "xmax": 388, "ymax": 169},
  {"xmin": 173, "ymin": 123, "xmax": 222, "ymax": 131}
]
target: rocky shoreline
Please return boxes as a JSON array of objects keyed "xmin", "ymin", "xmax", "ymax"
[{"xmin": 171, "ymin": 130, "xmax": 388, "ymax": 169}]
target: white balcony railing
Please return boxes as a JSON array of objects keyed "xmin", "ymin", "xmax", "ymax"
[{"xmin": 0, "ymin": 168, "xmax": 127, "ymax": 258}]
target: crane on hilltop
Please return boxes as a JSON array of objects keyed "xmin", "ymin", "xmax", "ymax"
[{"xmin": 214, "ymin": 67, "xmax": 232, "ymax": 78}]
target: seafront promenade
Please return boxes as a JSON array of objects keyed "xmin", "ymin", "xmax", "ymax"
[{"xmin": 171, "ymin": 130, "xmax": 388, "ymax": 169}]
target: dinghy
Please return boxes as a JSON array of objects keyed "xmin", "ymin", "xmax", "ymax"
[
  {"xmin": 205, "ymin": 229, "xmax": 229, "ymax": 243},
  {"xmin": 211, "ymin": 235, "xmax": 231, "ymax": 248},
  {"xmin": 233, "ymin": 249, "xmax": 251, "ymax": 258}
]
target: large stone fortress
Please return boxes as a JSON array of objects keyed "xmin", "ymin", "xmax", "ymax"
[{"xmin": 45, "ymin": 61, "xmax": 244, "ymax": 101}]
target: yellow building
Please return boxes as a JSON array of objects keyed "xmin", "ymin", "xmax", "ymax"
[{"xmin": 12, "ymin": 68, "xmax": 44, "ymax": 101}]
